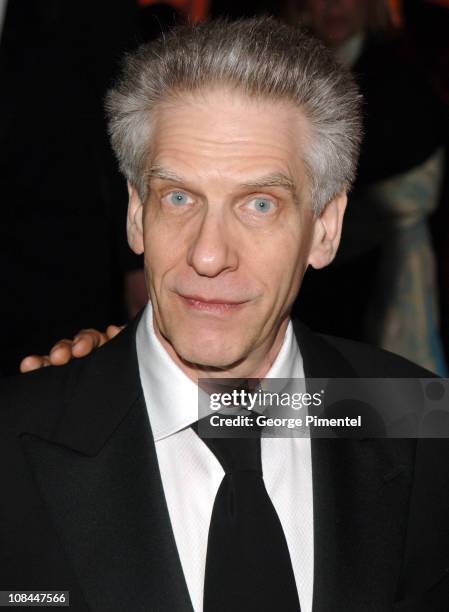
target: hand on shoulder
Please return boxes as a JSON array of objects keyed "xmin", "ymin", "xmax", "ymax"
[{"xmin": 19, "ymin": 325, "xmax": 124, "ymax": 373}]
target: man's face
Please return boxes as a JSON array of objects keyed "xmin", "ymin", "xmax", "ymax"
[{"xmin": 128, "ymin": 89, "xmax": 345, "ymax": 374}]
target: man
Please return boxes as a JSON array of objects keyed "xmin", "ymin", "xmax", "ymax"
[{"xmin": 1, "ymin": 17, "xmax": 449, "ymax": 612}]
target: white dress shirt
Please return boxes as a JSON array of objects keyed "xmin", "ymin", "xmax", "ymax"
[{"xmin": 136, "ymin": 303, "xmax": 314, "ymax": 612}]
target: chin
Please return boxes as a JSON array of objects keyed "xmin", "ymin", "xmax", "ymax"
[{"xmin": 173, "ymin": 330, "xmax": 249, "ymax": 371}]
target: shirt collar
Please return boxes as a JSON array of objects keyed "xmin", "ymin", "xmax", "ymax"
[{"xmin": 136, "ymin": 302, "xmax": 304, "ymax": 441}]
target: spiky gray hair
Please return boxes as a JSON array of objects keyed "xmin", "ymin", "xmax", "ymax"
[{"xmin": 106, "ymin": 16, "xmax": 362, "ymax": 215}]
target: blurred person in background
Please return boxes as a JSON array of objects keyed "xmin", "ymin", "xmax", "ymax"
[
  {"xmin": 402, "ymin": 0, "xmax": 449, "ymax": 375},
  {"xmin": 286, "ymin": 0, "xmax": 448, "ymax": 374}
]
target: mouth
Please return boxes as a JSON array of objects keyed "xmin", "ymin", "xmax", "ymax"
[{"xmin": 178, "ymin": 294, "xmax": 249, "ymax": 314}]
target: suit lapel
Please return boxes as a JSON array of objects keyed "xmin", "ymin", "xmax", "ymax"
[
  {"xmin": 293, "ymin": 321, "xmax": 414, "ymax": 611},
  {"xmin": 20, "ymin": 318, "xmax": 193, "ymax": 612}
]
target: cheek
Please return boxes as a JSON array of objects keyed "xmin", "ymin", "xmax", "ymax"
[
  {"xmin": 142, "ymin": 205, "xmax": 185, "ymax": 277},
  {"xmin": 246, "ymin": 226, "xmax": 309, "ymax": 300},
  {"xmin": 143, "ymin": 228, "xmax": 179, "ymax": 287}
]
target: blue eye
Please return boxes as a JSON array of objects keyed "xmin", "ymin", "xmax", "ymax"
[
  {"xmin": 168, "ymin": 191, "xmax": 190, "ymax": 206},
  {"xmin": 249, "ymin": 197, "xmax": 274, "ymax": 213}
]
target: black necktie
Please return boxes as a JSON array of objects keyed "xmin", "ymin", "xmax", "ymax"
[{"xmin": 193, "ymin": 417, "xmax": 301, "ymax": 612}]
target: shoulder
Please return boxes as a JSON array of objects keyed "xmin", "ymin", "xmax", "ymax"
[
  {"xmin": 0, "ymin": 358, "xmax": 82, "ymax": 433},
  {"xmin": 320, "ymin": 332, "xmax": 436, "ymax": 378},
  {"xmin": 293, "ymin": 318, "xmax": 435, "ymax": 378},
  {"xmin": 0, "ymin": 321, "xmax": 140, "ymax": 435}
]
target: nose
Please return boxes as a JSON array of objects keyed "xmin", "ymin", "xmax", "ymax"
[{"xmin": 187, "ymin": 210, "xmax": 238, "ymax": 277}]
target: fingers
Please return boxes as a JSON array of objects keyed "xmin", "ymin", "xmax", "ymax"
[
  {"xmin": 19, "ymin": 354, "xmax": 51, "ymax": 373},
  {"xmin": 19, "ymin": 334, "xmax": 100, "ymax": 373},
  {"xmin": 19, "ymin": 325, "xmax": 126, "ymax": 374},
  {"xmin": 20, "ymin": 339, "xmax": 73, "ymax": 373},
  {"xmin": 71, "ymin": 329, "xmax": 108, "ymax": 357},
  {"xmin": 105, "ymin": 325, "xmax": 125, "ymax": 341},
  {"xmin": 49, "ymin": 339, "xmax": 77, "ymax": 364},
  {"xmin": 72, "ymin": 326, "xmax": 126, "ymax": 353}
]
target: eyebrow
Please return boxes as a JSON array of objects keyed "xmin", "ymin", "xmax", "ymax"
[
  {"xmin": 240, "ymin": 172, "xmax": 299, "ymax": 201},
  {"xmin": 145, "ymin": 165, "xmax": 185, "ymax": 183},
  {"xmin": 145, "ymin": 165, "xmax": 300, "ymax": 203}
]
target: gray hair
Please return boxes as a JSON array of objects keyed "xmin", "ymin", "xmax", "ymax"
[{"xmin": 106, "ymin": 16, "xmax": 362, "ymax": 215}]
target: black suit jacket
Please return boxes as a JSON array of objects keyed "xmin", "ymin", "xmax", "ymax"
[{"xmin": 1, "ymin": 316, "xmax": 449, "ymax": 611}]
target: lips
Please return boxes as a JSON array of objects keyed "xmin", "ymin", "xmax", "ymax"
[
  {"xmin": 181, "ymin": 294, "xmax": 247, "ymax": 305},
  {"xmin": 178, "ymin": 293, "xmax": 248, "ymax": 313}
]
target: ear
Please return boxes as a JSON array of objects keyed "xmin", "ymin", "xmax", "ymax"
[
  {"xmin": 127, "ymin": 181, "xmax": 144, "ymax": 255},
  {"xmin": 307, "ymin": 191, "xmax": 347, "ymax": 269}
]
